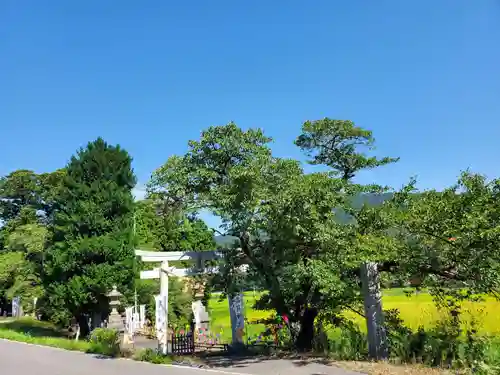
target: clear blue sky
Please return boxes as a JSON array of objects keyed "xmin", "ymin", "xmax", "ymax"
[{"xmin": 1, "ymin": 1, "xmax": 499, "ymax": 228}]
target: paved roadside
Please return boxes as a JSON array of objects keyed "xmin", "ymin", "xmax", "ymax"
[{"xmin": 0, "ymin": 339, "xmax": 362, "ymax": 375}]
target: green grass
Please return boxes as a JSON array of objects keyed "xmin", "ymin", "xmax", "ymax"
[
  {"xmin": 208, "ymin": 292, "xmax": 270, "ymax": 341},
  {"xmin": 0, "ymin": 318, "xmax": 92, "ymax": 352}
]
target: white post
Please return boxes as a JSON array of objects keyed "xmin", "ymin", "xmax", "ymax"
[
  {"xmin": 160, "ymin": 260, "xmax": 169, "ymax": 354},
  {"xmin": 125, "ymin": 307, "xmax": 134, "ymax": 336},
  {"xmin": 33, "ymin": 297, "xmax": 38, "ymax": 318},
  {"xmin": 139, "ymin": 304, "xmax": 146, "ymax": 329}
]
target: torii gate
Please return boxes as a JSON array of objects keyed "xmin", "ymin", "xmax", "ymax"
[{"xmin": 135, "ymin": 249, "xmax": 245, "ymax": 354}]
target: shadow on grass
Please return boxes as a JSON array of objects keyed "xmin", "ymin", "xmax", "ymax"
[{"xmin": 0, "ymin": 319, "xmax": 67, "ymax": 338}]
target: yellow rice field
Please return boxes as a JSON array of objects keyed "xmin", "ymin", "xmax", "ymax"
[{"xmin": 208, "ymin": 289, "xmax": 500, "ymax": 341}]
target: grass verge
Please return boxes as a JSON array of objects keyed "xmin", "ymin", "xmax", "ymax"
[{"xmin": 0, "ymin": 318, "xmax": 91, "ymax": 351}]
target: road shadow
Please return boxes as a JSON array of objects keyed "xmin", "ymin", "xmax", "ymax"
[
  {"xmin": 199, "ymin": 351, "xmax": 334, "ymax": 369},
  {"xmin": 196, "ymin": 353, "xmax": 364, "ymax": 375}
]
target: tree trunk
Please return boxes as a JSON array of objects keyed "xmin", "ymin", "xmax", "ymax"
[
  {"xmin": 77, "ymin": 314, "xmax": 90, "ymax": 339},
  {"xmin": 296, "ymin": 308, "xmax": 318, "ymax": 351}
]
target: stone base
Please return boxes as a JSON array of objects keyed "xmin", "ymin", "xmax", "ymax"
[{"xmin": 107, "ymin": 312, "xmax": 125, "ymax": 332}]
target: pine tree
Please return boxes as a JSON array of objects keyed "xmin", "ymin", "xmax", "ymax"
[{"xmin": 44, "ymin": 138, "xmax": 137, "ymax": 335}]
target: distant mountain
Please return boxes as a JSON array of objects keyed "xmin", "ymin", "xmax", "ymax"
[
  {"xmin": 214, "ymin": 235, "xmax": 239, "ymax": 248},
  {"xmin": 334, "ymin": 192, "xmax": 395, "ymax": 224},
  {"xmin": 352, "ymin": 192, "xmax": 394, "ymax": 208}
]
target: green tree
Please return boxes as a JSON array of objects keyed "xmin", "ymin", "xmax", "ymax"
[
  {"xmin": 135, "ymin": 277, "xmax": 193, "ymax": 329},
  {"xmin": 44, "ymin": 138, "xmax": 137, "ymax": 336},
  {"xmin": 295, "ymin": 118, "xmax": 399, "ymax": 181},
  {"xmin": 5, "ymin": 224, "xmax": 47, "ymax": 304},
  {"xmin": 38, "ymin": 168, "xmax": 67, "ymax": 224},
  {"xmin": 389, "ymin": 172, "xmax": 500, "ymax": 297},
  {"xmin": 0, "ymin": 223, "xmax": 48, "ymax": 313},
  {"xmin": 0, "ymin": 168, "xmax": 65, "ymax": 248},
  {"xmin": 0, "ymin": 170, "xmax": 40, "ymax": 222},
  {"xmin": 0, "ymin": 170, "xmax": 41, "ymax": 249},
  {"xmin": 134, "ymin": 200, "xmax": 161, "ymax": 250},
  {"xmin": 149, "ymin": 122, "xmax": 394, "ymax": 350},
  {"xmin": 134, "ymin": 199, "xmax": 215, "ymax": 251}
]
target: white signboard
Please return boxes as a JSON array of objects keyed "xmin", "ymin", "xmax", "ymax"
[{"xmin": 125, "ymin": 307, "xmax": 134, "ymax": 336}]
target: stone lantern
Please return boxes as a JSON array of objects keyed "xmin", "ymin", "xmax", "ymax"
[{"xmin": 106, "ymin": 285, "xmax": 124, "ymax": 331}]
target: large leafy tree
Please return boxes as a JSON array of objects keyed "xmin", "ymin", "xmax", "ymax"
[
  {"xmin": 149, "ymin": 122, "xmax": 396, "ymax": 350},
  {"xmin": 44, "ymin": 138, "xmax": 137, "ymax": 335}
]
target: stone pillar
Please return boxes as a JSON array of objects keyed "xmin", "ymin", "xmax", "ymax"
[
  {"xmin": 361, "ymin": 262, "xmax": 388, "ymax": 360},
  {"xmin": 228, "ymin": 293, "xmax": 245, "ymax": 348},
  {"xmin": 159, "ymin": 261, "xmax": 169, "ymax": 355}
]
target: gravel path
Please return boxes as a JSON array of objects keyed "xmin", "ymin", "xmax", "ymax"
[{"xmin": 0, "ymin": 339, "xmax": 362, "ymax": 375}]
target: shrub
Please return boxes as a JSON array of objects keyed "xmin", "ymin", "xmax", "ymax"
[
  {"xmin": 88, "ymin": 328, "xmax": 121, "ymax": 357},
  {"xmin": 133, "ymin": 348, "xmax": 171, "ymax": 364},
  {"xmin": 385, "ymin": 308, "xmax": 500, "ymax": 374},
  {"xmin": 326, "ymin": 321, "xmax": 368, "ymax": 361}
]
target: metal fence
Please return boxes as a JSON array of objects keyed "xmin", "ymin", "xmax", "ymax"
[{"xmin": 171, "ymin": 331, "xmax": 195, "ymax": 355}]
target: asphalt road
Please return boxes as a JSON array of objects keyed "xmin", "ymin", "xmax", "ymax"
[{"xmin": 0, "ymin": 339, "xmax": 360, "ymax": 375}]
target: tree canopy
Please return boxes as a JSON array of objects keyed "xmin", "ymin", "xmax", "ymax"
[
  {"xmin": 43, "ymin": 138, "xmax": 137, "ymax": 334},
  {"xmin": 147, "ymin": 121, "xmax": 402, "ymax": 349},
  {"xmin": 295, "ymin": 118, "xmax": 399, "ymax": 181}
]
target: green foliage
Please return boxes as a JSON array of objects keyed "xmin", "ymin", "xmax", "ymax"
[
  {"xmin": 148, "ymin": 121, "xmax": 395, "ymax": 350},
  {"xmin": 327, "ymin": 323, "xmax": 368, "ymax": 361},
  {"xmin": 389, "ymin": 172, "xmax": 500, "ymax": 297},
  {"xmin": 0, "ymin": 170, "xmax": 40, "ymax": 222},
  {"xmin": 0, "ymin": 168, "xmax": 65, "ymax": 249},
  {"xmin": 134, "ymin": 199, "xmax": 215, "ymax": 251},
  {"xmin": 295, "ymin": 118, "xmax": 399, "ymax": 181},
  {"xmin": 134, "ymin": 276, "xmax": 194, "ymax": 329},
  {"xmin": 43, "ymin": 138, "xmax": 137, "ymax": 333},
  {"xmin": 133, "ymin": 348, "xmax": 172, "ymax": 364},
  {"xmin": 0, "ymin": 224, "xmax": 48, "ymax": 311},
  {"xmin": 88, "ymin": 328, "xmax": 121, "ymax": 357}
]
